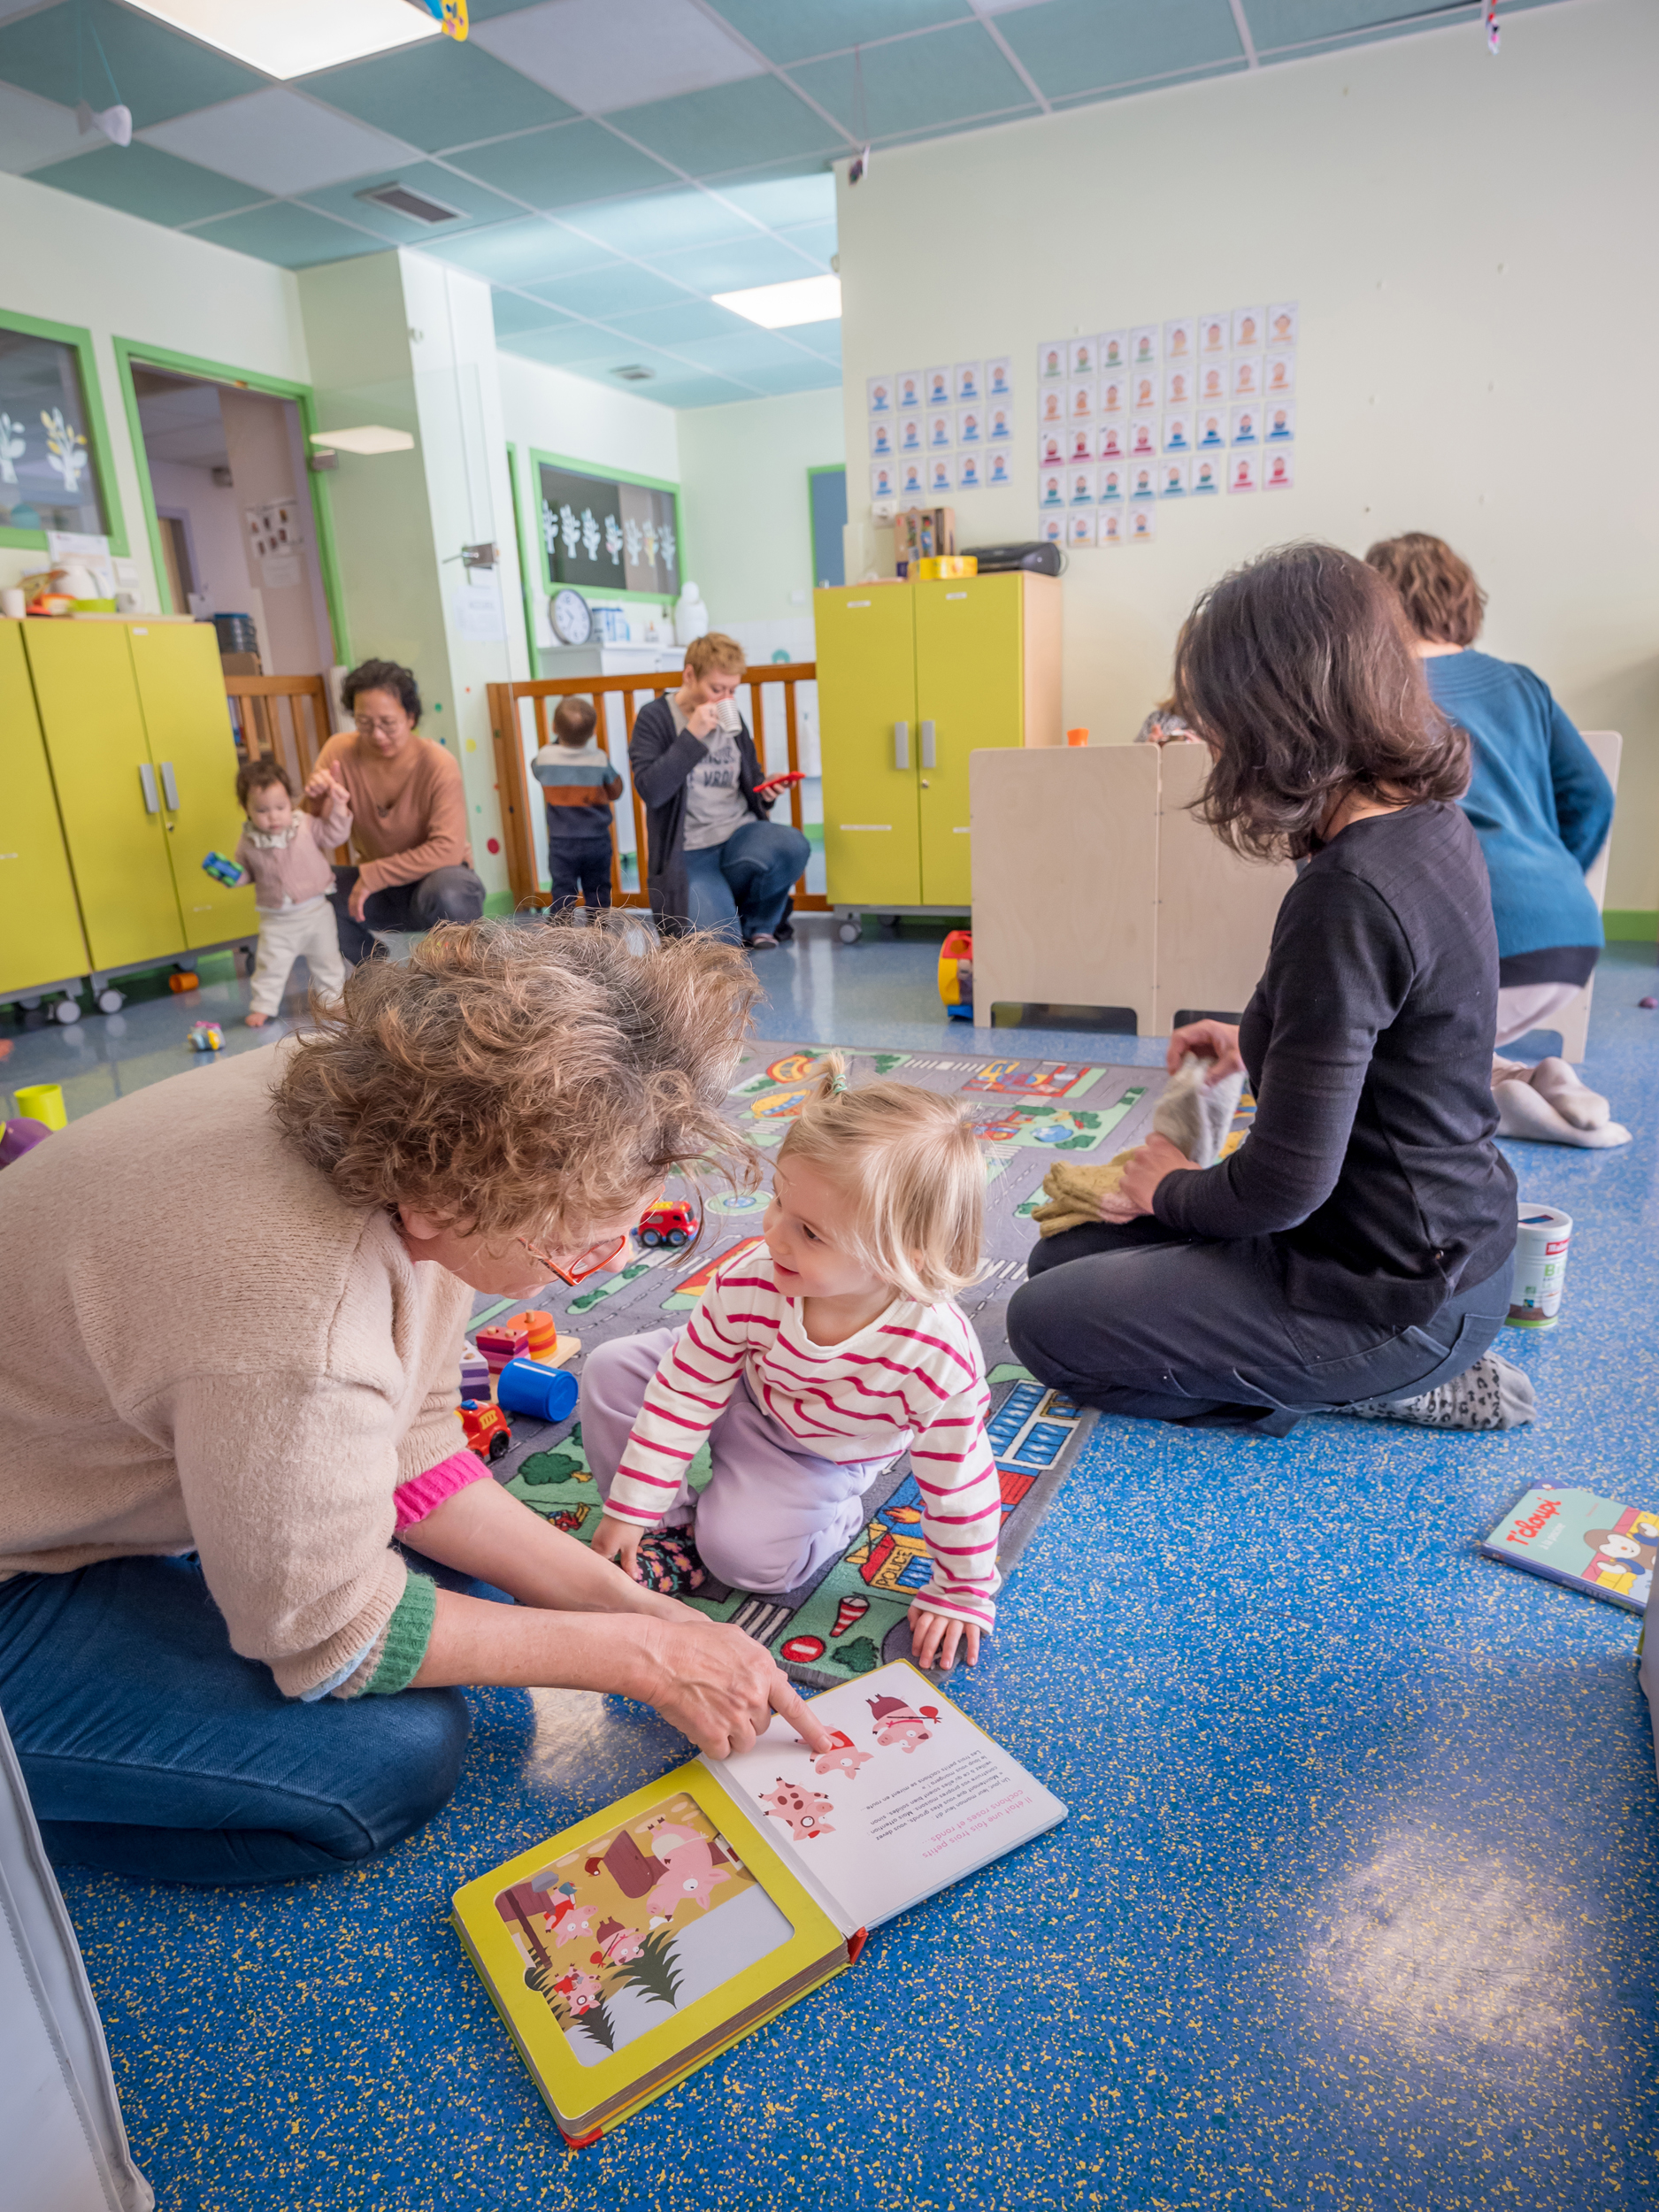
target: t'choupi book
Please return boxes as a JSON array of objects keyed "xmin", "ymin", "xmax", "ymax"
[
  {"xmin": 1476, "ymin": 1485, "xmax": 1658, "ymax": 1612},
  {"xmin": 451, "ymin": 1661, "xmax": 1065, "ymax": 2143}
]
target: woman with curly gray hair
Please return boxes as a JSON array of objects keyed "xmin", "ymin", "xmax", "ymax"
[{"xmin": 0, "ymin": 920, "xmax": 828, "ymax": 1886}]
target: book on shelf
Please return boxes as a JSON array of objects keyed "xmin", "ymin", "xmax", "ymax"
[
  {"xmin": 451, "ymin": 1661, "xmax": 1064, "ymax": 2143},
  {"xmin": 1476, "ymin": 1484, "xmax": 1657, "ymax": 1612}
]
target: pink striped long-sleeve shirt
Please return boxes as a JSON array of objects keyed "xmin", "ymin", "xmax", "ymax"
[{"xmin": 607, "ymin": 1250, "xmax": 1002, "ymax": 1632}]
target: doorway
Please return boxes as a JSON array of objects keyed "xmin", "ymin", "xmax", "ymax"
[{"xmin": 809, "ymin": 465, "xmax": 847, "ymax": 589}]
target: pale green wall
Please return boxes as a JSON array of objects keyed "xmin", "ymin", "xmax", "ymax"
[
  {"xmin": 835, "ymin": 0, "xmax": 1659, "ymax": 911},
  {"xmin": 676, "ymin": 387, "xmax": 845, "ymax": 635}
]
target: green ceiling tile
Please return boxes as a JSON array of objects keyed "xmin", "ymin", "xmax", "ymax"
[
  {"xmin": 187, "ymin": 201, "xmax": 388, "ymax": 267},
  {"xmin": 710, "ymin": 170, "xmax": 836, "ymax": 228},
  {"xmin": 772, "ymin": 217, "xmax": 835, "ymax": 263},
  {"xmin": 709, "ymin": 0, "xmax": 971, "ymax": 65},
  {"xmin": 0, "ymin": 0, "xmax": 262, "ymax": 129},
  {"xmin": 425, "ymin": 215, "xmax": 618, "ymax": 282},
  {"xmin": 611, "ymin": 370, "xmax": 753, "ymax": 407},
  {"xmin": 997, "ymin": 0, "xmax": 1244, "ymax": 96},
  {"xmin": 781, "ymin": 316, "xmax": 841, "ymax": 361},
  {"xmin": 599, "ymin": 298, "xmax": 753, "ymax": 344},
  {"xmin": 489, "ymin": 288, "xmax": 579, "ymax": 337},
  {"xmin": 648, "ymin": 232, "xmax": 822, "ymax": 294},
  {"xmin": 668, "ymin": 328, "xmax": 826, "ymax": 377},
  {"xmin": 560, "ymin": 188, "xmax": 755, "ymax": 257},
  {"xmin": 740, "ymin": 357, "xmax": 842, "ymax": 396},
  {"xmin": 296, "ymin": 41, "xmax": 576, "ymax": 153},
  {"xmin": 495, "ymin": 324, "xmax": 629, "ymax": 368},
  {"xmin": 300, "ymin": 161, "xmax": 521, "ymax": 242},
  {"xmin": 28, "ymin": 141, "xmax": 265, "ymax": 227},
  {"xmin": 792, "ymin": 20, "xmax": 1033, "ymax": 135},
  {"xmin": 449, "ymin": 118, "xmax": 676, "ymax": 208},
  {"xmin": 533, "ymin": 264, "xmax": 694, "ymax": 317},
  {"xmin": 601, "ymin": 76, "xmax": 842, "ymax": 179}
]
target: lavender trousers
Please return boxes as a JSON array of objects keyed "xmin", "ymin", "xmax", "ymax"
[{"xmin": 580, "ymin": 1328, "xmax": 878, "ymax": 1594}]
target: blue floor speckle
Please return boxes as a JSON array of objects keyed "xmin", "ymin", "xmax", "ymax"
[{"xmin": 20, "ymin": 927, "xmax": 1659, "ymax": 2209}]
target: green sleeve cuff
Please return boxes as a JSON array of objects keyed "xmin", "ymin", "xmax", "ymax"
[{"xmin": 361, "ymin": 1570, "xmax": 437, "ymax": 1696}]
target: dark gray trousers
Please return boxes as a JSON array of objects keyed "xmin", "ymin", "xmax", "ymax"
[{"xmin": 1006, "ymin": 1218, "xmax": 1512, "ymax": 1435}]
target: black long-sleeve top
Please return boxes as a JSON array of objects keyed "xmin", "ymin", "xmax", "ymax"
[
  {"xmin": 1154, "ymin": 802, "xmax": 1517, "ymax": 1325},
  {"xmin": 629, "ymin": 695, "xmax": 772, "ymax": 929}
]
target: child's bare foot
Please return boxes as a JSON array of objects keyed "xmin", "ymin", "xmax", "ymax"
[{"xmin": 245, "ymin": 1011, "xmax": 270, "ymax": 1028}]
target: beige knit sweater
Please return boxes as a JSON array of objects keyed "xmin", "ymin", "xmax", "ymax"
[{"xmin": 0, "ymin": 1046, "xmax": 472, "ymax": 1697}]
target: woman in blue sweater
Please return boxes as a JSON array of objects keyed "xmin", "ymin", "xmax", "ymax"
[{"xmin": 1363, "ymin": 534, "xmax": 1615, "ymax": 1048}]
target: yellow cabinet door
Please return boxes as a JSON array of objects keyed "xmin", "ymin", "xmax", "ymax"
[
  {"xmin": 129, "ymin": 622, "xmax": 259, "ymax": 949},
  {"xmin": 815, "ymin": 585, "xmax": 920, "ymax": 907},
  {"xmin": 24, "ymin": 622, "xmax": 184, "ymax": 972},
  {"xmin": 914, "ymin": 573, "xmax": 1025, "ymax": 908},
  {"xmin": 0, "ymin": 625, "xmax": 90, "ymax": 996}
]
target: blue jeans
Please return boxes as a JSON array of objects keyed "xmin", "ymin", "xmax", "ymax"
[
  {"xmin": 0, "ymin": 1555, "xmax": 473, "ymax": 1885},
  {"xmin": 330, "ymin": 863, "xmax": 486, "ymax": 964},
  {"xmin": 683, "ymin": 821, "xmax": 810, "ymax": 941}
]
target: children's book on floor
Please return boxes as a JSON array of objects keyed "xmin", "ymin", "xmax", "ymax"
[
  {"xmin": 1477, "ymin": 1485, "xmax": 1657, "ymax": 1611},
  {"xmin": 451, "ymin": 1662, "xmax": 1065, "ymax": 2144}
]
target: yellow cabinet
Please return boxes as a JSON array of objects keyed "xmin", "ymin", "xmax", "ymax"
[
  {"xmin": 0, "ymin": 625, "xmax": 89, "ymax": 997},
  {"xmin": 816, "ymin": 572, "xmax": 1060, "ymax": 917},
  {"xmin": 129, "ymin": 622, "xmax": 259, "ymax": 950},
  {"xmin": 23, "ymin": 621, "xmax": 184, "ymax": 972}
]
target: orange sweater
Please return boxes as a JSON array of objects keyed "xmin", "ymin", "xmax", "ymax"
[{"xmin": 311, "ymin": 730, "xmax": 472, "ymax": 894}]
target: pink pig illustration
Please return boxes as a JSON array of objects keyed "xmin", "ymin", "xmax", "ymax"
[
  {"xmin": 590, "ymin": 1917, "xmax": 645, "ymax": 1968},
  {"xmin": 645, "ymin": 1835, "xmax": 733, "ymax": 1924},
  {"xmin": 810, "ymin": 1728, "xmax": 873, "ymax": 1781},
  {"xmin": 868, "ymin": 1693, "xmax": 941, "ymax": 1754},
  {"xmin": 758, "ymin": 1777, "xmax": 836, "ymax": 1842}
]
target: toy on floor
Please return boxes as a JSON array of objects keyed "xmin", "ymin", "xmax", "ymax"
[
  {"xmin": 201, "ymin": 851, "xmax": 244, "ymax": 887},
  {"xmin": 168, "ymin": 972, "xmax": 199, "ymax": 994},
  {"xmin": 459, "ymin": 1343, "xmax": 492, "ymax": 1399},
  {"xmin": 11, "ymin": 1081, "xmax": 66, "ymax": 1132},
  {"xmin": 637, "ymin": 1200, "xmax": 696, "ymax": 1248},
  {"xmin": 186, "ymin": 1021, "xmax": 223, "ymax": 1053},
  {"xmin": 459, "ymin": 1398, "xmax": 512, "ymax": 1461},
  {"xmin": 496, "ymin": 1357, "xmax": 579, "ymax": 1425},
  {"xmin": 0, "ymin": 1118, "xmax": 51, "ymax": 1167},
  {"xmin": 939, "ymin": 929, "xmax": 973, "ymax": 1022},
  {"xmin": 1492, "ymin": 1056, "xmax": 1630, "ymax": 1148},
  {"xmin": 475, "ymin": 1321, "xmax": 531, "ymax": 1369}
]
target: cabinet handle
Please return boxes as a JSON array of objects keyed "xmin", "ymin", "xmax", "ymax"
[
  {"xmin": 139, "ymin": 763, "xmax": 160, "ymax": 814},
  {"xmin": 160, "ymin": 761, "xmax": 180, "ymax": 810},
  {"xmin": 894, "ymin": 721, "xmax": 910, "ymax": 771},
  {"xmin": 920, "ymin": 720, "xmax": 936, "ymax": 768}
]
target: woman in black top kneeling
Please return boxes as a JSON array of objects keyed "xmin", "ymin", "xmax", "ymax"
[{"xmin": 1008, "ymin": 542, "xmax": 1529, "ymax": 1435}]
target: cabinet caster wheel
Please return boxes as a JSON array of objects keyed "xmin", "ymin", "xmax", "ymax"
[
  {"xmin": 879, "ymin": 914, "xmax": 899, "ymax": 930},
  {"xmin": 96, "ymin": 988, "xmax": 125, "ymax": 1015},
  {"xmin": 53, "ymin": 997, "xmax": 82, "ymax": 1024},
  {"xmin": 838, "ymin": 920, "xmax": 860, "ymax": 944}
]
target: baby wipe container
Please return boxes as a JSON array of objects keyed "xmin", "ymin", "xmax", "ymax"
[{"xmin": 1508, "ymin": 1202, "xmax": 1572, "ymax": 1328}]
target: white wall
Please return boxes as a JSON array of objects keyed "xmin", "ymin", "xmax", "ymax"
[
  {"xmin": 677, "ymin": 387, "xmax": 845, "ymax": 656},
  {"xmin": 0, "ymin": 168, "xmax": 309, "ymax": 607},
  {"xmin": 835, "ymin": 0, "xmax": 1659, "ymax": 912}
]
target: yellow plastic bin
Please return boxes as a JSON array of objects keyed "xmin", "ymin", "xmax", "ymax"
[{"xmin": 12, "ymin": 1081, "xmax": 67, "ymax": 1130}]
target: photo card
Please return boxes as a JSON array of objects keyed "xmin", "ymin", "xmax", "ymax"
[
  {"xmin": 987, "ymin": 356, "xmax": 1012, "ymax": 399},
  {"xmin": 1232, "ymin": 305, "xmax": 1264, "ymax": 351},
  {"xmin": 955, "ymin": 361, "xmax": 982, "ymax": 403},
  {"xmin": 1068, "ymin": 511, "xmax": 1096, "ymax": 547},
  {"xmin": 926, "ymin": 366, "xmax": 952, "ymax": 408},
  {"xmin": 1099, "ymin": 330, "xmax": 1127, "ymax": 373},
  {"xmin": 867, "ymin": 373, "xmax": 894, "ymax": 415},
  {"xmin": 1130, "ymin": 503, "xmax": 1156, "ymax": 542},
  {"xmin": 1038, "ymin": 341, "xmax": 1067, "ymax": 381},
  {"xmin": 1131, "ymin": 324, "xmax": 1160, "ymax": 367}
]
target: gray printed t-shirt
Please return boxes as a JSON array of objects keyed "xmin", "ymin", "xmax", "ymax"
[{"xmin": 672, "ymin": 700, "xmax": 754, "ymax": 851}]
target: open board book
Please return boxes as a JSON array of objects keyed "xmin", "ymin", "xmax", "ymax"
[
  {"xmin": 1476, "ymin": 1484, "xmax": 1657, "ymax": 1612},
  {"xmin": 452, "ymin": 1661, "xmax": 1064, "ymax": 2144}
]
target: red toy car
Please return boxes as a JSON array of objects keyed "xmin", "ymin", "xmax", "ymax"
[
  {"xmin": 458, "ymin": 1398, "xmax": 512, "ymax": 1462},
  {"xmin": 637, "ymin": 1199, "xmax": 697, "ymax": 1248}
]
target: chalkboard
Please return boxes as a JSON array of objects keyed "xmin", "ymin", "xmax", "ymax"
[
  {"xmin": 536, "ymin": 462, "xmax": 679, "ymax": 598},
  {"xmin": 0, "ymin": 326, "xmax": 106, "ymax": 538}
]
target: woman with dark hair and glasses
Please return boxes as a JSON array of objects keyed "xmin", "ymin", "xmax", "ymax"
[{"xmin": 1009, "ymin": 541, "xmax": 1529, "ymax": 1437}]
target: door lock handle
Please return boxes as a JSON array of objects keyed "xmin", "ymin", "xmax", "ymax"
[
  {"xmin": 894, "ymin": 721, "xmax": 910, "ymax": 771},
  {"xmin": 160, "ymin": 761, "xmax": 180, "ymax": 810},
  {"xmin": 919, "ymin": 720, "xmax": 936, "ymax": 768},
  {"xmin": 139, "ymin": 763, "xmax": 160, "ymax": 814}
]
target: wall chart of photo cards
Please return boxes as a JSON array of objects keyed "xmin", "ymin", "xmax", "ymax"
[
  {"xmin": 866, "ymin": 358, "xmax": 1016, "ymax": 503},
  {"xmin": 1035, "ymin": 303, "xmax": 1297, "ymax": 547}
]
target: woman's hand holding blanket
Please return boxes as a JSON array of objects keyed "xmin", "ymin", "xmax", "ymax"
[{"xmin": 1117, "ymin": 1130, "xmax": 1205, "ymax": 1217}]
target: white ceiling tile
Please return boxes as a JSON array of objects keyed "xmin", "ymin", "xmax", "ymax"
[
  {"xmin": 0, "ymin": 81, "xmax": 88, "ymax": 173},
  {"xmin": 473, "ymin": 0, "xmax": 764, "ymax": 112},
  {"xmin": 138, "ymin": 88, "xmax": 419, "ymax": 196}
]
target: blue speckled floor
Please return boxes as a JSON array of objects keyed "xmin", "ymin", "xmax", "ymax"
[{"xmin": 20, "ymin": 928, "xmax": 1659, "ymax": 2211}]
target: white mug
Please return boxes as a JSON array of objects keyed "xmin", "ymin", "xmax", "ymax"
[{"xmin": 0, "ymin": 588, "xmax": 24, "ymax": 619}]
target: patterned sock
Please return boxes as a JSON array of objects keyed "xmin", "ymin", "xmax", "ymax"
[
  {"xmin": 634, "ymin": 1526, "xmax": 707, "ymax": 1595},
  {"xmin": 1345, "ymin": 1349, "xmax": 1535, "ymax": 1431}
]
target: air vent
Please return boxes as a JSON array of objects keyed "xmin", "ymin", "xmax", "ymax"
[
  {"xmin": 357, "ymin": 182, "xmax": 462, "ymax": 225},
  {"xmin": 611, "ymin": 364, "xmax": 656, "ymax": 382}
]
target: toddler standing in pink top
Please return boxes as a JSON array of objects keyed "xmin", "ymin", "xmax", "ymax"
[
  {"xmin": 583, "ymin": 1062, "xmax": 1000, "ymax": 1673},
  {"xmin": 231, "ymin": 757, "xmax": 352, "ymax": 1028}
]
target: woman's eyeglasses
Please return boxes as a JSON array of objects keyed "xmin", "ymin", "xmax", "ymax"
[{"xmin": 517, "ymin": 1194, "xmax": 703, "ymax": 1286}]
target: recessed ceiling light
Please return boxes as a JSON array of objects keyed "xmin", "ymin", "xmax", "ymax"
[
  {"xmin": 611, "ymin": 365, "xmax": 656, "ymax": 382},
  {"xmin": 122, "ymin": 0, "xmax": 439, "ymax": 81},
  {"xmin": 309, "ymin": 426, "xmax": 416, "ymax": 454},
  {"xmin": 711, "ymin": 274, "xmax": 841, "ymax": 329}
]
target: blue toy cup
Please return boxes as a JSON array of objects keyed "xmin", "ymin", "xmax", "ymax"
[{"xmin": 495, "ymin": 1357, "xmax": 579, "ymax": 1424}]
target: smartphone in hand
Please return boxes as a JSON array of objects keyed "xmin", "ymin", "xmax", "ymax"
[{"xmin": 753, "ymin": 770, "xmax": 805, "ymax": 801}]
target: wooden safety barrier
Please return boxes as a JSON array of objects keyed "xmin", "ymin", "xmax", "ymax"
[
  {"xmin": 486, "ymin": 664, "xmax": 826, "ymax": 914},
  {"xmin": 224, "ymin": 672, "xmax": 334, "ymax": 787}
]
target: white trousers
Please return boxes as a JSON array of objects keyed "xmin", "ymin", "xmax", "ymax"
[
  {"xmin": 249, "ymin": 898, "xmax": 345, "ymax": 1018},
  {"xmin": 1494, "ymin": 979, "xmax": 1586, "ymax": 1050}
]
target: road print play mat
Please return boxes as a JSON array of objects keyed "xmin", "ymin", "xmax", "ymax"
[{"xmin": 458, "ymin": 1043, "xmax": 1177, "ymax": 1687}]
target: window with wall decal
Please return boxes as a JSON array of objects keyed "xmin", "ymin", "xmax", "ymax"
[
  {"xmin": 0, "ymin": 323, "xmax": 108, "ymax": 539},
  {"xmin": 534, "ymin": 458, "xmax": 680, "ymax": 599}
]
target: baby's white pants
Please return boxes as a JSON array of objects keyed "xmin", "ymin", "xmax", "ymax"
[{"xmin": 250, "ymin": 896, "xmax": 345, "ymax": 1018}]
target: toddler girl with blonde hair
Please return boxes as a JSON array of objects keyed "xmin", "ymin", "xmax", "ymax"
[{"xmin": 584, "ymin": 1060, "xmax": 1000, "ymax": 1671}]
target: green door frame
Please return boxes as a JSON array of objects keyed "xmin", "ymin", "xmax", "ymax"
[
  {"xmin": 111, "ymin": 335, "xmax": 350, "ymax": 661},
  {"xmin": 0, "ymin": 309, "xmax": 130, "ymax": 557},
  {"xmin": 504, "ymin": 440, "xmax": 540, "ymax": 668}
]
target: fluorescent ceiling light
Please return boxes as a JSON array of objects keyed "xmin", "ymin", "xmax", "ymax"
[
  {"xmin": 309, "ymin": 426, "xmax": 416, "ymax": 454},
  {"xmin": 123, "ymin": 0, "xmax": 439, "ymax": 81},
  {"xmin": 711, "ymin": 275, "xmax": 841, "ymax": 329}
]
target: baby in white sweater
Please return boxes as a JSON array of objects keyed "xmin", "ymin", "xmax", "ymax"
[{"xmin": 232, "ymin": 758, "xmax": 352, "ymax": 1027}]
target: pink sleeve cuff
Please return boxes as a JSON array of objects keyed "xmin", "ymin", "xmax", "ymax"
[{"xmin": 394, "ymin": 1448, "xmax": 492, "ymax": 1532}]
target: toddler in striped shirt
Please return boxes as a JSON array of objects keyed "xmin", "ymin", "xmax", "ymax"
[{"xmin": 582, "ymin": 1062, "xmax": 1000, "ymax": 1671}]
